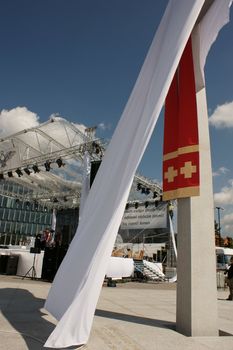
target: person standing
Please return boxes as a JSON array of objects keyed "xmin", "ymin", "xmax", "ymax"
[{"xmin": 226, "ymin": 256, "xmax": 233, "ymax": 300}]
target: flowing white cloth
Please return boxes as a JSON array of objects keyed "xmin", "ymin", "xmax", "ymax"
[
  {"xmin": 51, "ymin": 209, "xmax": 56, "ymax": 232},
  {"xmin": 79, "ymin": 151, "xmax": 91, "ymax": 220},
  {"xmin": 44, "ymin": 1, "xmax": 206, "ymax": 348},
  {"xmin": 192, "ymin": 0, "xmax": 232, "ymax": 91},
  {"xmin": 169, "ymin": 214, "xmax": 177, "ymax": 259}
]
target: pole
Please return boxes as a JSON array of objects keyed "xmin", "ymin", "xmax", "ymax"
[
  {"xmin": 176, "ymin": 88, "xmax": 218, "ymax": 336},
  {"xmin": 216, "ymin": 206, "xmax": 224, "ymax": 246},
  {"xmin": 168, "ymin": 203, "xmax": 175, "ymax": 267}
]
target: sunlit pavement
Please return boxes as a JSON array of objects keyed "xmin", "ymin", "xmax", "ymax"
[{"xmin": 0, "ymin": 276, "xmax": 233, "ymax": 350}]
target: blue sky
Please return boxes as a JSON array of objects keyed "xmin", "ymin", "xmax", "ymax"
[{"xmin": 0, "ymin": 1, "xmax": 233, "ymax": 235}]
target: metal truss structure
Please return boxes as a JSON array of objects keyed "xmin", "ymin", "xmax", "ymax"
[{"xmin": 0, "ymin": 116, "xmax": 162, "ymax": 208}]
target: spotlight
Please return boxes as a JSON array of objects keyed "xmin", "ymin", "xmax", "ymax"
[
  {"xmin": 0, "ymin": 173, "xmax": 4, "ymax": 180},
  {"xmin": 24, "ymin": 168, "xmax": 31, "ymax": 175},
  {"xmin": 8, "ymin": 171, "xmax": 13, "ymax": 178},
  {"xmin": 95, "ymin": 146, "xmax": 101, "ymax": 154},
  {"xmin": 134, "ymin": 202, "xmax": 139, "ymax": 209},
  {"xmin": 15, "ymin": 168, "xmax": 23, "ymax": 177},
  {"xmin": 44, "ymin": 161, "xmax": 51, "ymax": 172},
  {"xmin": 32, "ymin": 165, "xmax": 40, "ymax": 173},
  {"xmin": 145, "ymin": 188, "xmax": 150, "ymax": 195},
  {"xmin": 168, "ymin": 203, "xmax": 174, "ymax": 219},
  {"xmin": 92, "ymin": 141, "xmax": 102, "ymax": 155},
  {"xmin": 137, "ymin": 183, "xmax": 142, "ymax": 191},
  {"xmin": 56, "ymin": 158, "xmax": 65, "ymax": 168}
]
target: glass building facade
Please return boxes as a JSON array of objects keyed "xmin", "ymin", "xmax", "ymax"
[{"xmin": 0, "ymin": 181, "xmax": 52, "ymax": 245}]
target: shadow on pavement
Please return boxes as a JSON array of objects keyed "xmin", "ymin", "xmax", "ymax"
[
  {"xmin": 0, "ymin": 287, "xmax": 55, "ymax": 349},
  {"xmin": 95, "ymin": 309, "xmax": 176, "ymax": 330}
]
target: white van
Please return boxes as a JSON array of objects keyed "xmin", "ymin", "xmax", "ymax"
[{"xmin": 216, "ymin": 247, "xmax": 233, "ymax": 270}]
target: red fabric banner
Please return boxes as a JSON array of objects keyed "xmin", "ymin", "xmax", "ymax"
[{"xmin": 163, "ymin": 37, "xmax": 199, "ymax": 201}]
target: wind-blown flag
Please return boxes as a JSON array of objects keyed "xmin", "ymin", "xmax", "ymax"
[
  {"xmin": 163, "ymin": 38, "xmax": 200, "ymax": 201},
  {"xmin": 44, "ymin": 1, "xmax": 231, "ymax": 348}
]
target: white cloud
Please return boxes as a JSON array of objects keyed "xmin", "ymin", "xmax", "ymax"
[
  {"xmin": 209, "ymin": 101, "xmax": 233, "ymax": 128},
  {"xmin": 222, "ymin": 212, "xmax": 233, "ymax": 225},
  {"xmin": 98, "ymin": 122, "xmax": 107, "ymax": 130},
  {"xmin": 0, "ymin": 107, "xmax": 39, "ymax": 138},
  {"xmin": 213, "ymin": 166, "xmax": 230, "ymax": 177},
  {"xmin": 214, "ymin": 181, "xmax": 233, "ymax": 236},
  {"xmin": 214, "ymin": 182, "xmax": 233, "ymax": 206},
  {"xmin": 224, "ymin": 225, "xmax": 233, "ymax": 236},
  {"xmin": 222, "ymin": 213, "xmax": 233, "ymax": 237},
  {"xmin": 98, "ymin": 122, "xmax": 111, "ymax": 131}
]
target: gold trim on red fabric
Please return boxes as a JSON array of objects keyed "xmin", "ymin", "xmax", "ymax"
[
  {"xmin": 163, "ymin": 186, "xmax": 199, "ymax": 201},
  {"xmin": 163, "ymin": 144, "xmax": 199, "ymax": 161}
]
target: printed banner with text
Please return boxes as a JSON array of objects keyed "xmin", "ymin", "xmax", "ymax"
[{"xmin": 120, "ymin": 202, "xmax": 167, "ymax": 230}]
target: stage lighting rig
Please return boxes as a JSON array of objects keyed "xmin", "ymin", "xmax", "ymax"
[
  {"xmin": 24, "ymin": 168, "xmax": 31, "ymax": 175},
  {"xmin": 15, "ymin": 168, "xmax": 23, "ymax": 177},
  {"xmin": 145, "ymin": 188, "xmax": 150, "ymax": 195},
  {"xmin": 137, "ymin": 183, "xmax": 150, "ymax": 195},
  {"xmin": 92, "ymin": 141, "xmax": 102, "ymax": 156},
  {"xmin": 32, "ymin": 165, "xmax": 40, "ymax": 173},
  {"xmin": 44, "ymin": 161, "xmax": 51, "ymax": 172},
  {"xmin": 56, "ymin": 158, "xmax": 65, "ymax": 168}
]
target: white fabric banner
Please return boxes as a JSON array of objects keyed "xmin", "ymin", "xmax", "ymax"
[
  {"xmin": 51, "ymin": 209, "xmax": 56, "ymax": 232},
  {"xmin": 169, "ymin": 214, "xmax": 177, "ymax": 259},
  {"xmin": 44, "ymin": 1, "xmax": 206, "ymax": 348},
  {"xmin": 79, "ymin": 151, "xmax": 91, "ymax": 220},
  {"xmin": 192, "ymin": 0, "xmax": 232, "ymax": 91}
]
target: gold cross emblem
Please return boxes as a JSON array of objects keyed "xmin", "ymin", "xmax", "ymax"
[
  {"xmin": 180, "ymin": 161, "xmax": 197, "ymax": 178},
  {"xmin": 164, "ymin": 166, "xmax": 178, "ymax": 183}
]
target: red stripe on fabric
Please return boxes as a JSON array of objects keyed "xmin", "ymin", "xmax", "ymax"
[
  {"xmin": 163, "ymin": 71, "xmax": 179, "ymax": 155},
  {"xmin": 178, "ymin": 38, "xmax": 199, "ymax": 148},
  {"xmin": 162, "ymin": 37, "xmax": 199, "ymax": 200}
]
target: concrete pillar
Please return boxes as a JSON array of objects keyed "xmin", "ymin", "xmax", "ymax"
[{"xmin": 176, "ymin": 88, "xmax": 218, "ymax": 336}]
